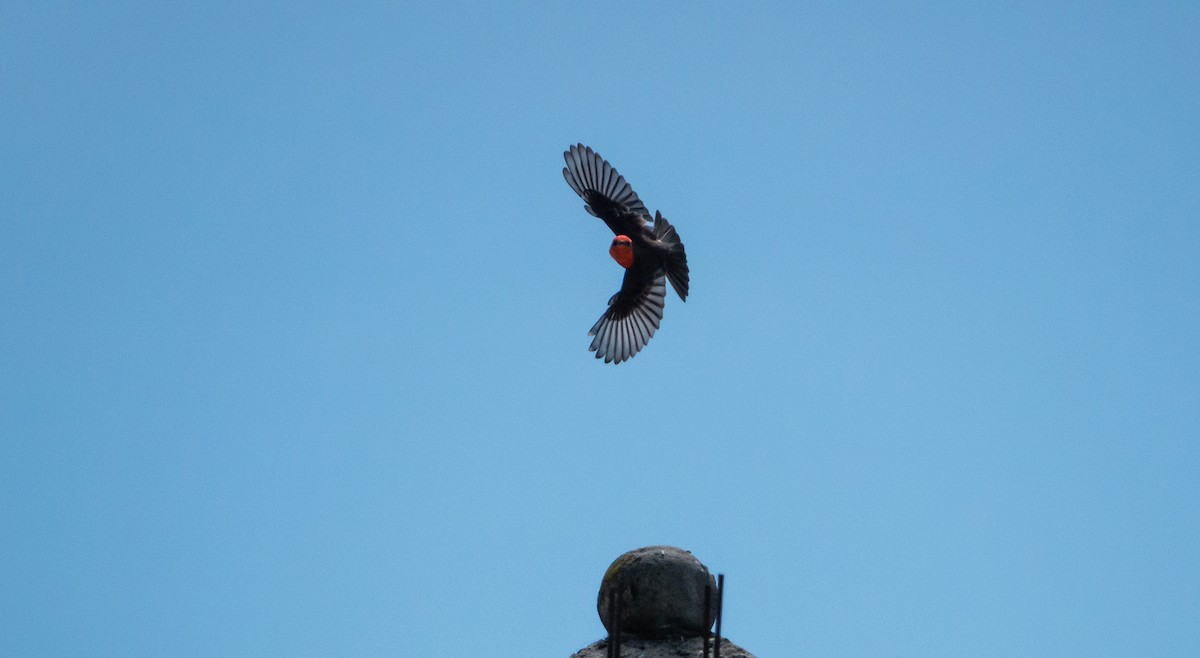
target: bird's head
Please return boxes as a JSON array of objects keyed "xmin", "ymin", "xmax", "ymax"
[{"xmin": 609, "ymin": 235, "xmax": 634, "ymax": 269}]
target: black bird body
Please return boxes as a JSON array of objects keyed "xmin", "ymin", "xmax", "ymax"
[{"xmin": 562, "ymin": 144, "xmax": 689, "ymax": 364}]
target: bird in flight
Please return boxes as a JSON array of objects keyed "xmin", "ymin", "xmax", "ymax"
[{"xmin": 562, "ymin": 144, "xmax": 689, "ymax": 364}]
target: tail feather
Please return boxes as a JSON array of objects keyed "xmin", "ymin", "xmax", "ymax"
[{"xmin": 654, "ymin": 211, "xmax": 689, "ymax": 301}]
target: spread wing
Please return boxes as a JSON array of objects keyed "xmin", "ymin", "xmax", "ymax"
[
  {"xmin": 562, "ymin": 144, "xmax": 650, "ymax": 236},
  {"xmin": 588, "ymin": 271, "xmax": 667, "ymax": 364}
]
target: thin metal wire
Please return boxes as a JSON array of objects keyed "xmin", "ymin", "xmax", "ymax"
[
  {"xmin": 703, "ymin": 581, "xmax": 712, "ymax": 658},
  {"xmin": 606, "ymin": 585, "xmax": 616, "ymax": 658},
  {"xmin": 613, "ymin": 575, "xmax": 622, "ymax": 658},
  {"xmin": 713, "ymin": 574, "xmax": 724, "ymax": 658}
]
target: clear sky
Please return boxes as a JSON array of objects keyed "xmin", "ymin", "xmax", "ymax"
[{"xmin": 3, "ymin": 2, "xmax": 1198, "ymax": 656}]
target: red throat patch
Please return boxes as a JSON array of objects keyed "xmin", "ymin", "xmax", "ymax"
[{"xmin": 609, "ymin": 236, "xmax": 634, "ymax": 268}]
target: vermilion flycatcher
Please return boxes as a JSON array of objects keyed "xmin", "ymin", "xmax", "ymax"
[{"xmin": 562, "ymin": 144, "xmax": 689, "ymax": 364}]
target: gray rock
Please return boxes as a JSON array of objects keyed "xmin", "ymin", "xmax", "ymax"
[
  {"xmin": 597, "ymin": 546, "xmax": 717, "ymax": 638},
  {"xmin": 571, "ymin": 546, "xmax": 758, "ymax": 658}
]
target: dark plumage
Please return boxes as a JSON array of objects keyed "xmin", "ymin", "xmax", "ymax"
[{"xmin": 562, "ymin": 144, "xmax": 689, "ymax": 364}]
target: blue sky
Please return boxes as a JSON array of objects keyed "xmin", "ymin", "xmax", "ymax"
[{"xmin": 2, "ymin": 2, "xmax": 1198, "ymax": 656}]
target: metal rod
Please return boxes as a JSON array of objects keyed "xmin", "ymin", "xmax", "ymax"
[
  {"xmin": 713, "ymin": 574, "xmax": 724, "ymax": 658},
  {"xmin": 613, "ymin": 576, "xmax": 622, "ymax": 658},
  {"xmin": 703, "ymin": 581, "xmax": 711, "ymax": 657},
  {"xmin": 607, "ymin": 585, "xmax": 616, "ymax": 658}
]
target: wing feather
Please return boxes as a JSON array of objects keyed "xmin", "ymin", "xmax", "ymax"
[
  {"xmin": 562, "ymin": 144, "xmax": 650, "ymax": 235},
  {"xmin": 587, "ymin": 273, "xmax": 667, "ymax": 364}
]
